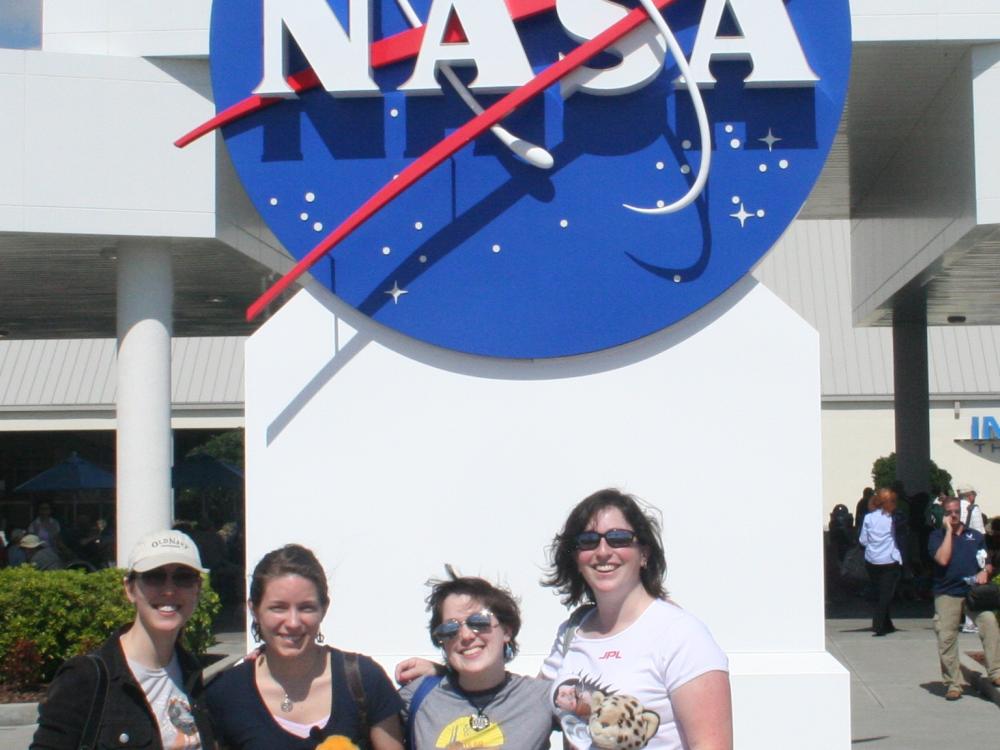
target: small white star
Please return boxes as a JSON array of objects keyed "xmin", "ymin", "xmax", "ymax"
[
  {"xmin": 759, "ymin": 128, "xmax": 782, "ymax": 152},
  {"xmin": 730, "ymin": 203, "xmax": 754, "ymax": 228},
  {"xmin": 385, "ymin": 281, "xmax": 408, "ymax": 304}
]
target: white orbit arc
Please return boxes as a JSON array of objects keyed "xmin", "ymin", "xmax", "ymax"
[
  {"xmin": 623, "ymin": 0, "xmax": 712, "ymax": 216},
  {"xmin": 394, "ymin": 0, "xmax": 555, "ymax": 170}
]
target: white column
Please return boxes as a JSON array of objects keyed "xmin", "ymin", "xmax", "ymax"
[{"xmin": 116, "ymin": 243, "xmax": 174, "ymax": 564}]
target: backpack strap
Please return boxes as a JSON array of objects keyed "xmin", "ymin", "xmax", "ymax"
[
  {"xmin": 78, "ymin": 654, "xmax": 110, "ymax": 750},
  {"xmin": 405, "ymin": 675, "xmax": 442, "ymax": 749},
  {"xmin": 559, "ymin": 604, "xmax": 596, "ymax": 656},
  {"xmin": 343, "ymin": 651, "xmax": 369, "ymax": 747}
]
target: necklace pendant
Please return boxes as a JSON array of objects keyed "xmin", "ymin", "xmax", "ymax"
[
  {"xmin": 469, "ymin": 714, "xmax": 491, "ymax": 732},
  {"xmin": 280, "ymin": 694, "xmax": 293, "ymax": 713}
]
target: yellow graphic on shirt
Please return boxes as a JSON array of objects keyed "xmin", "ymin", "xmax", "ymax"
[{"xmin": 434, "ymin": 717, "xmax": 505, "ymax": 748}]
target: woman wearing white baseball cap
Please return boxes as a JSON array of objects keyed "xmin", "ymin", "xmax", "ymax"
[{"xmin": 31, "ymin": 529, "xmax": 218, "ymax": 749}]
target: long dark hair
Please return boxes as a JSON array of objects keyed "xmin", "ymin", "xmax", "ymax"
[{"xmin": 543, "ymin": 488, "xmax": 667, "ymax": 606}]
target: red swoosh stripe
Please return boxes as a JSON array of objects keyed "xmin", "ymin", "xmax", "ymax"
[
  {"xmin": 246, "ymin": 0, "xmax": 675, "ymax": 321},
  {"xmin": 176, "ymin": 0, "xmax": 558, "ymax": 148}
]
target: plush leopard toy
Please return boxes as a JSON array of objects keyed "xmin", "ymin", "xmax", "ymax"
[{"xmin": 587, "ymin": 691, "xmax": 660, "ymax": 750}]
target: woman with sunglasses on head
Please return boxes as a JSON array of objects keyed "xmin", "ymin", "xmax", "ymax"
[
  {"xmin": 541, "ymin": 488, "xmax": 732, "ymax": 750},
  {"xmin": 205, "ymin": 544, "xmax": 404, "ymax": 749},
  {"xmin": 31, "ymin": 529, "xmax": 216, "ymax": 749},
  {"xmin": 400, "ymin": 574, "xmax": 554, "ymax": 749}
]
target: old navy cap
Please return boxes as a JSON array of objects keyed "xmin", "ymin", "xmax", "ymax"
[{"xmin": 127, "ymin": 529, "xmax": 204, "ymax": 573}]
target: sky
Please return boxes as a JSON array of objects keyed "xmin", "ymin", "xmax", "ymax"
[{"xmin": 0, "ymin": 0, "xmax": 41, "ymax": 49}]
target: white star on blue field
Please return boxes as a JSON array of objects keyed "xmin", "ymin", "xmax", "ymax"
[{"xmin": 0, "ymin": 0, "xmax": 41, "ymax": 50}]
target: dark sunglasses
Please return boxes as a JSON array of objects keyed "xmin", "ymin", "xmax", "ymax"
[
  {"xmin": 432, "ymin": 611, "xmax": 494, "ymax": 642},
  {"xmin": 575, "ymin": 529, "xmax": 638, "ymax": 551},
  {"xmin": 138, "ymin": 568, "xmax": 201, "ymax": 588}
]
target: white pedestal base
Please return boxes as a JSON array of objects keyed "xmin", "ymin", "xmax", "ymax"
[{"xmin": 245, "ymin": 276, "xmax": 850, "ymax": 749}]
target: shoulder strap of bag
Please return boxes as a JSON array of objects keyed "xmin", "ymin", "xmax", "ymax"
[
  {"xmin": 78, "ymin": 654, "xmax": 110, "ymax": 750},
  {"xmin": 405, "ymin": 675, "xmax": 442, "ymax": 749},
  {"xmin": 966, "ymin": 502, "xmax": 977, "ymax": 529},
  {"xmin": 560, "ymin": 604, "xmax": 596, "ymax": 656},
  {"xmin": 343, "ymin": 651, "xmax": 369, "ymax": 746}
]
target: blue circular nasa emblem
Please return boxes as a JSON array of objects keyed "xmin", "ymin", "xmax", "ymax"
[{"xmin": 207, "ymin": 0, "xmax": 851, "ymax": 358}]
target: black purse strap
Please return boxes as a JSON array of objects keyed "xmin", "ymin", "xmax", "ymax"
[
  {"xmin": 965, "ymin": 502, "xmax": 977, "ymax": 529},
  {"xmin": 78, "ymin": 655, "xmax": 110, "ymax": 750},
  {"xmin": 343, "ymin": 651, "xmax": 369, "ymax": 748}
]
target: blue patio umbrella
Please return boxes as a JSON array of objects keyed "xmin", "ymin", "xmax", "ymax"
[
  {"xmin": 14, "ymin": 452, "xmax": 115, "ymax": 492},
  {"xmin": 171, "ymin": 454, "xmax": 244, "ymax": 489}
]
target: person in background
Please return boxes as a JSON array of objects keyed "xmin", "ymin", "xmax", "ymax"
[
  {"xmin": 854, "ymin": 487, "xmax": 875, "ymax": 539},
  {"xmin": 206, "ymin": 544, "xmax": 404, "ymax": 749},
  {"xmin": 858, "ymin": 488, "xmax": 907, "ymax": 636},
  {"xmin": 928, "ymin": 496, "xmax": 1000, "ymax": 700},
  {"xmin": 28, "ymin": 502, "xmax": 62, "ymax": 548},
  {"xmin": 20, "ymin": 534, "xmax": 65, "ymax": 571},
  {"xmin": 31, "ymin": 529, "xmax": 215, "ymax": 749},
  {"xmin": 6, "ymin": 529, "xmax": 28, "ymax": 566}
]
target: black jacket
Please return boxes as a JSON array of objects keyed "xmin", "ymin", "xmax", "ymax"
[{"xmin": 31, "ymin": 627, "xmax": 216, "ymax": 749}]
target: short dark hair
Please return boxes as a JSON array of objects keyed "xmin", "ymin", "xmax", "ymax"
[
  {"xmin": 426, "ymin": 575, "xmax": 521, "ymax": 658},
  {"xmin": 248, "ymin": 544, "xmax": 329, "ymax": 641},
  {"xmin": 543, "ymin": 488, "xmax": 667, "ymax": 606}
]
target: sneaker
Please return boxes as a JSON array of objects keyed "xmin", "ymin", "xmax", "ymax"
[
  {"xmin": 961, "ymin": 624, "xmax": 979, "ymax": 634},
  {"xmin": 945, "ymin": 687, "xmax": 963, "ymax": 701}
]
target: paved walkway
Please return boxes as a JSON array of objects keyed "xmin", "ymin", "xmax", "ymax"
[
  {"xmin": 3, "ymin": 619, "xmax": 998, "ymax": 747},
  {"xmin": 826, "ymin": 599, "xmax": 1000, "ymax": 748}
]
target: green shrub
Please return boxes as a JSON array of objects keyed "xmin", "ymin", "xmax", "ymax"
[
  {"xmin": 871, "ymin": 452, "xmax": 952, "ymax": 495},
  {"xmin": 0, "ymin": 567, "xmax": 220, "ymax": 685}
]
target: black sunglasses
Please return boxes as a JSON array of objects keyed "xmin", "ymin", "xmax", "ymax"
[
  {"xmin": 575, "ymin": 529, "xmax": 638, "ymax": 551},
  {"xmin": 138, "ymin": 567, "xmax": 201, "ymax": 588},
  {"xmin": 432, "ymin": 611, "xmax": 494, "ymax": 642}
]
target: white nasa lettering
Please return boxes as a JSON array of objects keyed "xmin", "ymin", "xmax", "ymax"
[
  {"xmin": 253, "ymin": 0, "xmax": 378, "ymax": 97},
  {"xmin": 254, "ymin": 0, "xmax": 819, "ymax": 98},
  {"xmin": 400, "ymin": 0, "xmax": 533, "ymax": 94},
  {"xmin": 557, "ymin": 0, "xmax": 666, "ymax": 97},
  {"xmin": 684, "ymin": 0, "xmax": 819, "ymax": 88}
]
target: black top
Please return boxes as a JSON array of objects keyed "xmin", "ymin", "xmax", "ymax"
[
  {"xmin": 31, "ymin": 627, "xmax": 215, "ymax": 750},
  {"xmin": 206, "ymin": 647, "xmax": 402, "ymax": 749}
]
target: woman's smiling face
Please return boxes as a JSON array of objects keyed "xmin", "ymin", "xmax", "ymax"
[
  {"xmin": 252, "ymin": 574, "xmax": 327, "ymax": 658},
  {"xmin": 576, "ymin": 506, "xmax": 645, "ymax": 599}
]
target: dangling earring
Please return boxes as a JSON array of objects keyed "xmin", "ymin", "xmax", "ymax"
[
  {"xmin": 503, "ymin": 643, "xmax": 514, "ymax": 662},
  {"xmin": 251, "ymin": 620, "xmax": 262, "ymax": 644},
  {"xmin": 315, "ymin": 631, "xmax": 325, "ymax": 645}
]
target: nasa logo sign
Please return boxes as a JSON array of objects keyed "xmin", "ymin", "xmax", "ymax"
[{"xmin": 199, "ymin": 0, "xmax": 851, "ymax": 358}]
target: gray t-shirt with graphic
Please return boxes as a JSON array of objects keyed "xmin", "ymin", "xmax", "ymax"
[{"xmin": 400, "ymin": 673, "xmax": 553, "ymax": 749}]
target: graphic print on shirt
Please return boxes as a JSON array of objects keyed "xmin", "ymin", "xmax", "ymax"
[
  {"xmin": 433, "ymin": 716, "xmax": 505, "ymax": 748},
  {"xmin": 553, "ymin": 676, "xmax": 659, "ymax": 750}
]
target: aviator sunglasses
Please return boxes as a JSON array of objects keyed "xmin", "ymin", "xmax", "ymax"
[
  {"xmin": 575, "ymin": 529, "xmax": 638, "ymax": 551},
  {"xmin": 432, "ymin": 611, "xmax": 495, "ymax": 642},
  {"xmin": 137, "ymin": 567, "xmax": 201, "ymax": 588}
]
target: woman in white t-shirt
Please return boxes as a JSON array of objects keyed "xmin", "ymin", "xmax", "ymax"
[{"xmin": 540, "ymin": 488, "xmax": 732, "ymax": 750}]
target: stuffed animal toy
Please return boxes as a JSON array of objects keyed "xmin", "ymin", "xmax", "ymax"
[
  {"xmin": 316, "ymin": 737, "xmax": 360, "ymax": 750},
  {"xmin": 588, "ymin": 691, "xmax": 660, "ymax": 750}
]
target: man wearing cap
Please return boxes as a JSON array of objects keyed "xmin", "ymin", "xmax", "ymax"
[
  {"xmin": 928, "ymin": 496, "xmax": 1000, "ymax": 700},
  {"xmin": 20, "ymin": 533, "xmax": 65, "ymax": 571},
  {"xmin": 956, "ymin": 485, "xmax": 986, "ymax": 534}
]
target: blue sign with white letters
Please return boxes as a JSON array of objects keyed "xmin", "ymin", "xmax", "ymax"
[{"xmin": 205, "ymin": 0, "xmax": 851, "ymax": 358}]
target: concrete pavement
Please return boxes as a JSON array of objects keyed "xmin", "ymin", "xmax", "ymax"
[
  {"xmin": 826, "ymin": 601, "xmax": 1000, "ymax": 749},
  {"xmin": 3, "ymin": 619, "xmax": 998, "ymax": 747}
]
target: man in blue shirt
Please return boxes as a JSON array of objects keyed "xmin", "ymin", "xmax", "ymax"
[{"xmin": 928, "ymin": 497, "xmax": 1000, "ymax": 700}]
